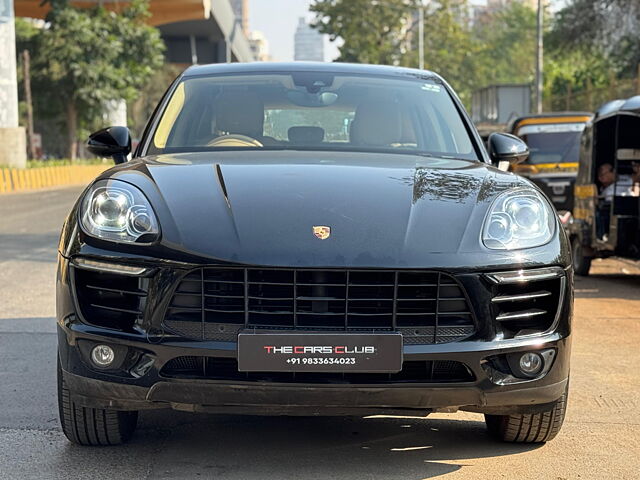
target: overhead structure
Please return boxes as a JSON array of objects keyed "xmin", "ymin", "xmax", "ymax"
[{"xmin": 15, "ymin": 0, "xmax": 255, "ymax": 64}]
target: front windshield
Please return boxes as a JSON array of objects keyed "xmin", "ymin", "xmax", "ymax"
[
  {"xmin": 517, "ymin": 123, "xmax": 585, "ymax": 165},
  {"xmin": 147, "ymin": 72, "xmax": 478, "ymax": 160}
]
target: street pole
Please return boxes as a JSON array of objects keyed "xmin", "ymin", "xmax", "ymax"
[
  {"xmin": 418, "ymin": 5, "xmax": 424, "ymax": 70},
  {"xmin": 535, "ymin": 0, "xmax": 543, "ymax": 113},
  {"xmin": 22, "ymin": 50, "xmax": 36, "ymax": 160}
]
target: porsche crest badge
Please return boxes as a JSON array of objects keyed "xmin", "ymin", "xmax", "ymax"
[{"xmin": 312, "ymin": 226, "xmax": 331, "ymax": 240}]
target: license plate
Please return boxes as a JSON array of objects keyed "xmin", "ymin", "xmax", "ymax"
[{"xmin": 237, "ymin": 333, "xmax": 403, "ymax": 372}]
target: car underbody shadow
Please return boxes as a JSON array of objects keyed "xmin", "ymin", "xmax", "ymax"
[{"xmin": 102, "ymin": 411, "xmax": 543, "ymax": 479}]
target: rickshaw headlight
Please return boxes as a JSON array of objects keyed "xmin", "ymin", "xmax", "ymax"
[{"xmin": 482, "ymin": 188, "xmax": 555, "ymax": 250}]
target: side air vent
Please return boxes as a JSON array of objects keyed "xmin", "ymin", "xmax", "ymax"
[
  {"xmin": 73, "ymin": 267, "xmax": 148, "ymax": 331},
  {"xmin": 487, "ymin": 268, "xmax": 565, "ymax": 338}
]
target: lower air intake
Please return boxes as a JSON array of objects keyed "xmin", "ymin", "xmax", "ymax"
[{"xmin": 160, "ymin": 356, "xmax": 475, "ymax": 384}]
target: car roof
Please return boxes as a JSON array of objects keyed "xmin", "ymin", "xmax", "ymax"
[
  {"xmin": 514, "ymin": 112, "xmax": 592, "ymax": 120},
  {"xmin": 182, "ymin": 61, "xmax": 442, "ymax": 81},
  {"xmin": 509, "ymin": 112, "xmax": 593, "ymax": 133}
]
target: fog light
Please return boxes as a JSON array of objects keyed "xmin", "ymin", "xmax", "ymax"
[
  {"xmin": 91, "ymin": 345, "xmax": 115, "ymax": 367},
  {"xmin": 519, "ymin": 352, "xmax": 543, "ymax": 377}
]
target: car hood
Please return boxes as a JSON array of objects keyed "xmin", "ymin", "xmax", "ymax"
[{"xmin": 103, "ymin": 150, "xmax": 559, "ymax": 269}]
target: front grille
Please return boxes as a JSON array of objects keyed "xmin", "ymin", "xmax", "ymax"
[
  {"xmin": 489, "ymin": 269, "xmax": 565, "ymax": 338},
  {"xmin": 164, "ymin": 268, "xmax": 475, "ymax": 343},
  {"xmin": 160, "ymin": 356, "xmax": 475, "ymax": 384},
  {"xmin": 74, "ymin": 268, "xmax": 147, "ymax": 331}
]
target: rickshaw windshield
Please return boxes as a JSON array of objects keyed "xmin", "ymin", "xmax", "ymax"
[{"xmin": 517, "ymin": 123, "xmax": 585, "ymax": 165}]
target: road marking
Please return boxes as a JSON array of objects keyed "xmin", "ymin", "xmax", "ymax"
[{"xmin": 593, "ymin": 396, "xmax": 638, "ymax": 409}]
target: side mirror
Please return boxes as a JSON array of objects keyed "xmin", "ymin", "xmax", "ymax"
[
  {"xmin": 488, "ymin": 133, "xmax": 529, "ymax": 171},
  {"xmin": 87, "ymin": 126, "xmax": 131, "ymax": 165}
]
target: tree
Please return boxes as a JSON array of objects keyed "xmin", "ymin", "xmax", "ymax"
[
  {"xmin": 27, "ymin": 0, "xmax": 165, "ymax": 159},
  {"xmin": 311, "ymin": 0, "xmax": 482, "ymax": 101},
  {"xmin": 473, "ymin": 1, "xmax": 537, "ymax": 87},
  {"xmin": 310, "ymin": 0, "xmax": 635, "ymax": 111},
  {"xmin": 549, "ymin": 0, "xmax": 640, "ymax": 77},
  {"xmin": 417, "ymin": 0, "xmax": 477, "ymax": 103},
  {"xmin": 311, "ymin": 0, "xmax": 420, "ymax": 65}
]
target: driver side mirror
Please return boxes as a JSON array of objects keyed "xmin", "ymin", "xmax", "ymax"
[
  {"xmin": 87, "ymin": 126, "xmax": 132, "ymax": 165},
  {"xmin": 488, "ymin": 133, "xmax": 529, "ymax": 171}
]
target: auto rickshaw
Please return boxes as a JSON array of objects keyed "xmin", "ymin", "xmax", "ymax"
[
  {"xmin": 568, "ymin": 97, "xmax": 640, "ymax": 275},
  {"xmin": 509, "ymin": 113, "xmax": 592, "ymax": 215}
]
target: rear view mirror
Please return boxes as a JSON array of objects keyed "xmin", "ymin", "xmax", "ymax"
[
  {"xmin": 87, "ymin": 126, "xmax": 132, "ymax": 165},
  {"xmin": 488, "ymin": 133, "xmax": 529, "ymax": 170},
  {"xmin": 286, "ymin": 90, "xmax": 338, "ymax": 107}
]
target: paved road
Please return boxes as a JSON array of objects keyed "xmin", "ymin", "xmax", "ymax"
[{"xmin": 0, "ymin": 186, "xmax": 639, "ymax": 479}]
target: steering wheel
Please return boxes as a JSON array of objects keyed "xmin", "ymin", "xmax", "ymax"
[{"xmin": 207, "ymin": 134, "xmax": 263, "ymax": 148}]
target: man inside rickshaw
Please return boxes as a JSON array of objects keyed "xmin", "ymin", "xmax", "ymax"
[{"xmin": 596, "ymin": 162, "xmax": 640, "ymax": 239}]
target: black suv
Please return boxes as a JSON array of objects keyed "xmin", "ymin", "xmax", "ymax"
[{"xmin": 57, "ymin": 63, "xmax": 572, "ymax": 446}]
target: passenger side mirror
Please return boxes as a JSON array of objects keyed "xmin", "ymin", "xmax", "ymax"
[
  {"xmin": 488, "ymin": 133, "xmax": 529, "ymax": 171},
  {"xmin": 87, "ymin": 126, "xmax": 132, "ymax": 165}
]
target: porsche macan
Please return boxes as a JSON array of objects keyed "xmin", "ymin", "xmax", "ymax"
[{"xmin": 57, "ymin": 63, "xmax": 572, "ymax": 446}]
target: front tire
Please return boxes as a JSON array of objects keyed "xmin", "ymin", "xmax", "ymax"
[
  {"xmin": 571, "ymin": 236, "xmax": 592, "ymax": 276},
  {"xmin": 57, "ymin": 358, "xmax": 138, "ymax": 446},
  {"xmin": 484, "ymin": 389, "xmax": 568, "ymax": 443}
]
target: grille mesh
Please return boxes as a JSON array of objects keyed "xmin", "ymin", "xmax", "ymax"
[
  {"xmin": 161, "ymin": 356, "xmax": 475, "ymax": 384},
  {"xmin": 164, "ymin": 268, "xmax": 475, "ymax": 343}
]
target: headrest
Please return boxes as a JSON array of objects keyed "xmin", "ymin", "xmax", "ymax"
[
  {"xmin": 350, "ymin": 98, "xmax": 402, "ymax": 147},
  {"xmin": 288, "ymin": 126, "xmax": 325, "ymax": 144},
  {"xmin": 215, "ymin": 91, "xmax": 264, "ymax": 138}
]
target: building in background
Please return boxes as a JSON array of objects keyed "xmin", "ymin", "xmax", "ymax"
[
  {"xmin": 15, "ymin": 0, "xmax": 255, "ymax": 65},
  {"xmin": 249, "ymin": 30, "xmax": 272, "ymax": 62},
  {"xmin": 229, "ymin": 0, "xmax": 249, "ymax": 36},
  {"xmin": 0, "ymin": 0, "xmax": 27, "ymax": 167},
  {"xmin": 12, "ymin": 0, "xmax": 257, "ymax": 158},
  {"xmin": 294, "ymin": 17, "xmax": 324, "ymax": 62}
]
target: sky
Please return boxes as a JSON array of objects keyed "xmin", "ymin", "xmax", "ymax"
[{"xmin": 249, "ymin": 0, "xmax": 340, "ymax": 62}]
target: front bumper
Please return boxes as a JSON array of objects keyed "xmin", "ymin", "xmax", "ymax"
[
  {"xmin": 58, "ymin": 319, "xmax": 571, "ymax": 416},
  {"xmin": 57, "ymin": 254, "xmax": 572, "ymax": 416}
]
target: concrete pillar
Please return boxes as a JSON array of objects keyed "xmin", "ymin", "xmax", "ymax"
[
  {"xmin": 217, "ymin": 39, "xmax": 229, "ymax": 63},
  {"xmin": 103, "ymin": 99, "xmax": 127, "ymax": 127},
  {"xmin": 0, "ymin": 0, "xmax": 26, "ymax": 167}
]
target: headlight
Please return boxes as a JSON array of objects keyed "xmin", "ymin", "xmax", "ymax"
[
  {"xmin": 482, "ymin": 188, "xmax": 555, "ymax": 250},
  {"xmin": 80, "ymin": 179, "xmax": 160, "ymax": 243}
]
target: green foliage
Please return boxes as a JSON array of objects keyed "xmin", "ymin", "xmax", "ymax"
[
  {"xmin": 549, "ymin": 0, "xmax": 640, "ymax": 79},
  {"xmin": 311, "ymin": 0, "xmax": 420, "ymax": 65},
  {"xmin": 310, "ymin": 0, "xmax": 638, "ymax": 111},
  {"xmin": 16, "ymin": 0, "xmax": 165, "ymax": 158},
  {"xmin": 40, "ymin": 0, "xmax": 164, "ymax": 113},
  {"xmin": 544, "ymin": 50, "xmax": 613, "ymax": 98},
  {"xmin": 544, "ymin": 0, "xmax": 640, "ymax": 109},
  {"xmin": 473, "ymin": 2, "xmax": 537, "ymax": 86},
  {"xmin": 418, "ymin": 0, "xmax": 477, "ymax": 103},
  {"xmin": 310, "ymin": 0, "xmax": 538, "ymax": 105}
]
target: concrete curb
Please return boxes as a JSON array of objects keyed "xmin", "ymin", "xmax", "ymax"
[{"xmin": 0, "ymin": 165, "xmax": 109, "ymax": 194}]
